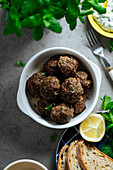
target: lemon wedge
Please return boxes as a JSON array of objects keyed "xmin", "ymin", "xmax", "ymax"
[{"xmin": 80, "ymin": 113, "xmax": 105, "ymax": 142}]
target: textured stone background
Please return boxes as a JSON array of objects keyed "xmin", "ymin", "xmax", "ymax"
[{"xmin": 0, "ymin": 10, "xmax": 113, "ymax": 170}]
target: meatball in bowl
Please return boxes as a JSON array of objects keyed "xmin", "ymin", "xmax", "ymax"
[{"xmin": 17, "ymin": 47, "xmax": 101, "ymax": 129}]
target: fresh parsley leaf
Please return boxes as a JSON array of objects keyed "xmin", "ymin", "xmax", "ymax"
[
  {"xmin": 45, "ymin": 90, "xmax": 48, "ymax": 93},
  {"xmin": 17, "ymin": 61, "xmax": 25, "ymax": 67},
  {"xmin": 50, "ymin": 133, "xmax": 57, "ymax": 142},
  {"xmin": 41, "ymin": 72, "xmax": 46, "ymax": 75},
  {"xmin": 45, "ymin": 104, "xmax": 52, "ymax": 111},
  {"xmin": 109, "ymin": 41, "xmax": 113, "ymax": 53},
  {"xmin": 69, "ymin": 87, "xmax": 74, "ymax": 90},
  {"xmin": 100, "ymin": 143, "xmax": 113, "ymax": 157}
]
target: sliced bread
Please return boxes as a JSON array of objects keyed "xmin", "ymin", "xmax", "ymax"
[
  {"xmin": 67, "ymin": 140, "xmax": 83, "ymax": 170},
  {"xmin": 77, "ymin": 140, "xmax": 113, "ymax": 170},
  {"xmin": 58, "ymin": 145, "xmax": 69, "ymax": 170}
]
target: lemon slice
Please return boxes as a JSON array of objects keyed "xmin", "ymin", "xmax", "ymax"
[{"xmin": 80, "ymin": 113, "xmax": 105, "ymax": 142}]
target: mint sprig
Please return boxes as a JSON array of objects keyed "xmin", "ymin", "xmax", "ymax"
[
  {"xmin": 99, "ymin": 95, "xmax": 113, "ymax": 157},
  {"xmin": 0, "ymin": 0, "xmax": 106, "ymax": 41}
]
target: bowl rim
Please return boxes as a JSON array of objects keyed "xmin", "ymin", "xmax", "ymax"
[
  {"xmin": 3, "ymin": 159, "xmax": 48, "ymax": 170},
  {"xmin": 17, "ymin": 47, "xmax": 101, "ymax": 129}
]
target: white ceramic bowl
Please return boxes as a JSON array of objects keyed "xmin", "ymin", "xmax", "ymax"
[
  {"xmin": 4, "ymin": 159, "xmax": 48, "ymax": 170},
  {"xmin": 17, "ymin": 47, "xmax": 101, "ymax": 129}
]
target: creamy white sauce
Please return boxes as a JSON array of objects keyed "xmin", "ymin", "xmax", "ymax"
[{"xmin": 93, "ymin": 0, "xmax": 113, "ymax": 32}]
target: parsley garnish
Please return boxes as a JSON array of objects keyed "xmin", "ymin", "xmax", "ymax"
[
  {"xmin": 41, "ymin": 72, "xmax": 45, "ymax": 75},
  {"xmin": 17, "ymin": 61, "xmax": 25, "ymax": 67},
  {"xmin": 50, "ymin": 133, "xmax": 57, "ymax": 142},
  {"xmin": 45, "ymin": 105, "xmax": 52, "ymax": 111},
  {"xmin": 69, "ymin": 87, "xmax": 74, "ymax": 90},
  {"xmin": 45, "ymin": 90, "xmax": 48, "ymax": 93},
  {"xmin": 45, "ymin": 103, "xmax": 56, "ymax": 111},
  {"xmin": 69, "ymin": 87, "xmax": 75, "ymax": 93}
]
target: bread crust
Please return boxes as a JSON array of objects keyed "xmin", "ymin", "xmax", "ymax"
[
  {"xmin": 58, "ymin": 145, "xmax": 69, "ymax": 170},
  {"xmin": 77, "ymin": 140, "xmax": 113, "ymax": 170},
  {"xmin": 67, "ymin": 139, "xmax": 83, "ymax": 170}
]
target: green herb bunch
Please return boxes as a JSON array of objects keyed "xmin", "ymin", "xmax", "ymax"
[
  {"xmin": 0, "ymin": 0, "xmax": 106, "ymax": 41},
  {"xmin": 99, "ymin": 95, "xmax": 113, "ymax": 157}
]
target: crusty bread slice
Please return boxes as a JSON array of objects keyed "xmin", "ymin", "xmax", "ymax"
[
  {"xmin": 58, "ymin": 145, "xmax": 69, "ymax": 170},
  {"xmin": 67, "ymin": 140, "xmax": 83, "ymax": 170},
  {"xmin": 77, "ymin": 140, "xmax": 113, "ymax": 170}
]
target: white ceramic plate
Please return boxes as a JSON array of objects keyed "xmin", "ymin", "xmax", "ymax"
[{"xmin": 17, "ymin": 47, "xmax": 101, "ymax": 129}]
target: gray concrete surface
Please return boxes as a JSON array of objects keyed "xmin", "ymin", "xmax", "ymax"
[{"xmin": 0, "ymin": 10, "xmax": 113, "ymax": 170}]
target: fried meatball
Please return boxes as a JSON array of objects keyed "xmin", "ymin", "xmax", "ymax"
[
  {"xmin": 38, "ymin": 98, "xmax": 52, "ymax": 118},
  {"xmin": 60, "ymin": 78, "xmax": 84, "ymax": 103},
  {"xmin": 73, "ymin": 96, "xmax": 86, "ymax": 114},
  {"xmin": 58, "ymin": 56, "xmax": 79, "ymax": 77},
  {"xmin": 50, "ymin": 103, "xmax": 74, "ymax": 124},
  {"xmin": 26, "ymin": 72, "xmax": 46, "ymax": 97},
  {"xmin": 76, "ymin": 71, "xmax": 92, "ymax": 89},
  {"xmin": 40, "ymin": 76, "xmax": 60, "ymax": 100},
  {"xmin": 43, "ymin": 56, "xmax": 59, "ymax": 75}
]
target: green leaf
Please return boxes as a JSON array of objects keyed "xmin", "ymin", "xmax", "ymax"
[
  {"xmin": 65, "ymin": 0, "xmax": 80, "ymax": 24},
  {"xmin": 49, "ymin": 6, "xmax": 65, "ymax": 19},
  {"xmin": 69, "ymin": 21, "xmax": 77, "ymax": 30},
  {"xmin": 16, "ymin": 22, "xmax": 22, "ymax": 37},
  {"xmin": 45, "ymin": 104, "xmax": 52, "ymax": 111},
  {"xmin": 82, "ymin": 0, "xmax": 106, "ymax": 14},
  {"xmin": 3, "ymin": 20, "xmax": 17, "ymax": 35},
  {"xmin": 106, "ymin": 101, "xmax": 113, "ymax": 110},
  {"xmin": 98, "ymin": 0, "xmax": 106, "ymax": 2},
  {"xmin": 50, "ymin": 133, "xmax": 57, "ymax": 142},
  {"xmin": 0, "ymin": 0, "xmax": 10, "ymax": 11},
  {"xmin": 79, "ymin": 16, "xmax": 85, "ymax": 24},
  {"xmin": 69, "ymin": 87, "xmax": 74, "ymax": 90},
  {"xmin": 32, "ymin": 25, "xmax": 43, "ymax": 41},
  {"xmin": 20, "ymin": 0, "xmax": 41, "ymax": 19},
  {"xmin": 11, "ymin": 0, "xmax": 23, "ymax": 11},
  {"xmin": 109, "ymin": 41, "xmax": 113, "ymax": 53},
  {"xmin": 41, "ymin": 72, "xmax": 46, "ymax": 75},
  {"xmin": 100, "ymin": 143, "xmax": 113, "ymax": 157},
  {"xmin": 6, "ymin": 12, "xmax": 11, "ymax": 22},
  {"xmin": 10, "ymin": 6, "xmax": 18, "ymax": 20},
  {"xmin": 109, "ymin": 108, "xmax": 113, "ymax": 123},
  {"xmin": 43, "ymin": 14, "xmax": 62, "ymax": 33},
  {"xmin": 100, "ymin": 95, "xmax": 112, "ymax": 110},
  {"xmin": 79, "ymin": 10, "xmax": 94, "ymax": 17},
  {"xmin": 17, "ymin": 61, "xmax": 25, "ymax": 67},
  {"xmin": 88, "ymin": 0, "xmax": 106, "ymax": 14},
  {"xmin": 106, "ymin": 124, "xmax": 113, "ymax": 133},
  {"xmin": 102, "ymin": 112, "xmax": 111, "ymax": 122},
  {"xmin": 21, "ymin": 13, "xmax": 42, "ymax": 29}
]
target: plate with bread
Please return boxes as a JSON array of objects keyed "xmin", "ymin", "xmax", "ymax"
[{"xmin": 56, "ymin": 124, "xmax": 113, "ymax": 170}]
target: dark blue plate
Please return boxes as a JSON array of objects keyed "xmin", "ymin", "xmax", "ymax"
[{"xmin": 56, "ymin": 125, "xmax": 110, "ymax": 169}]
